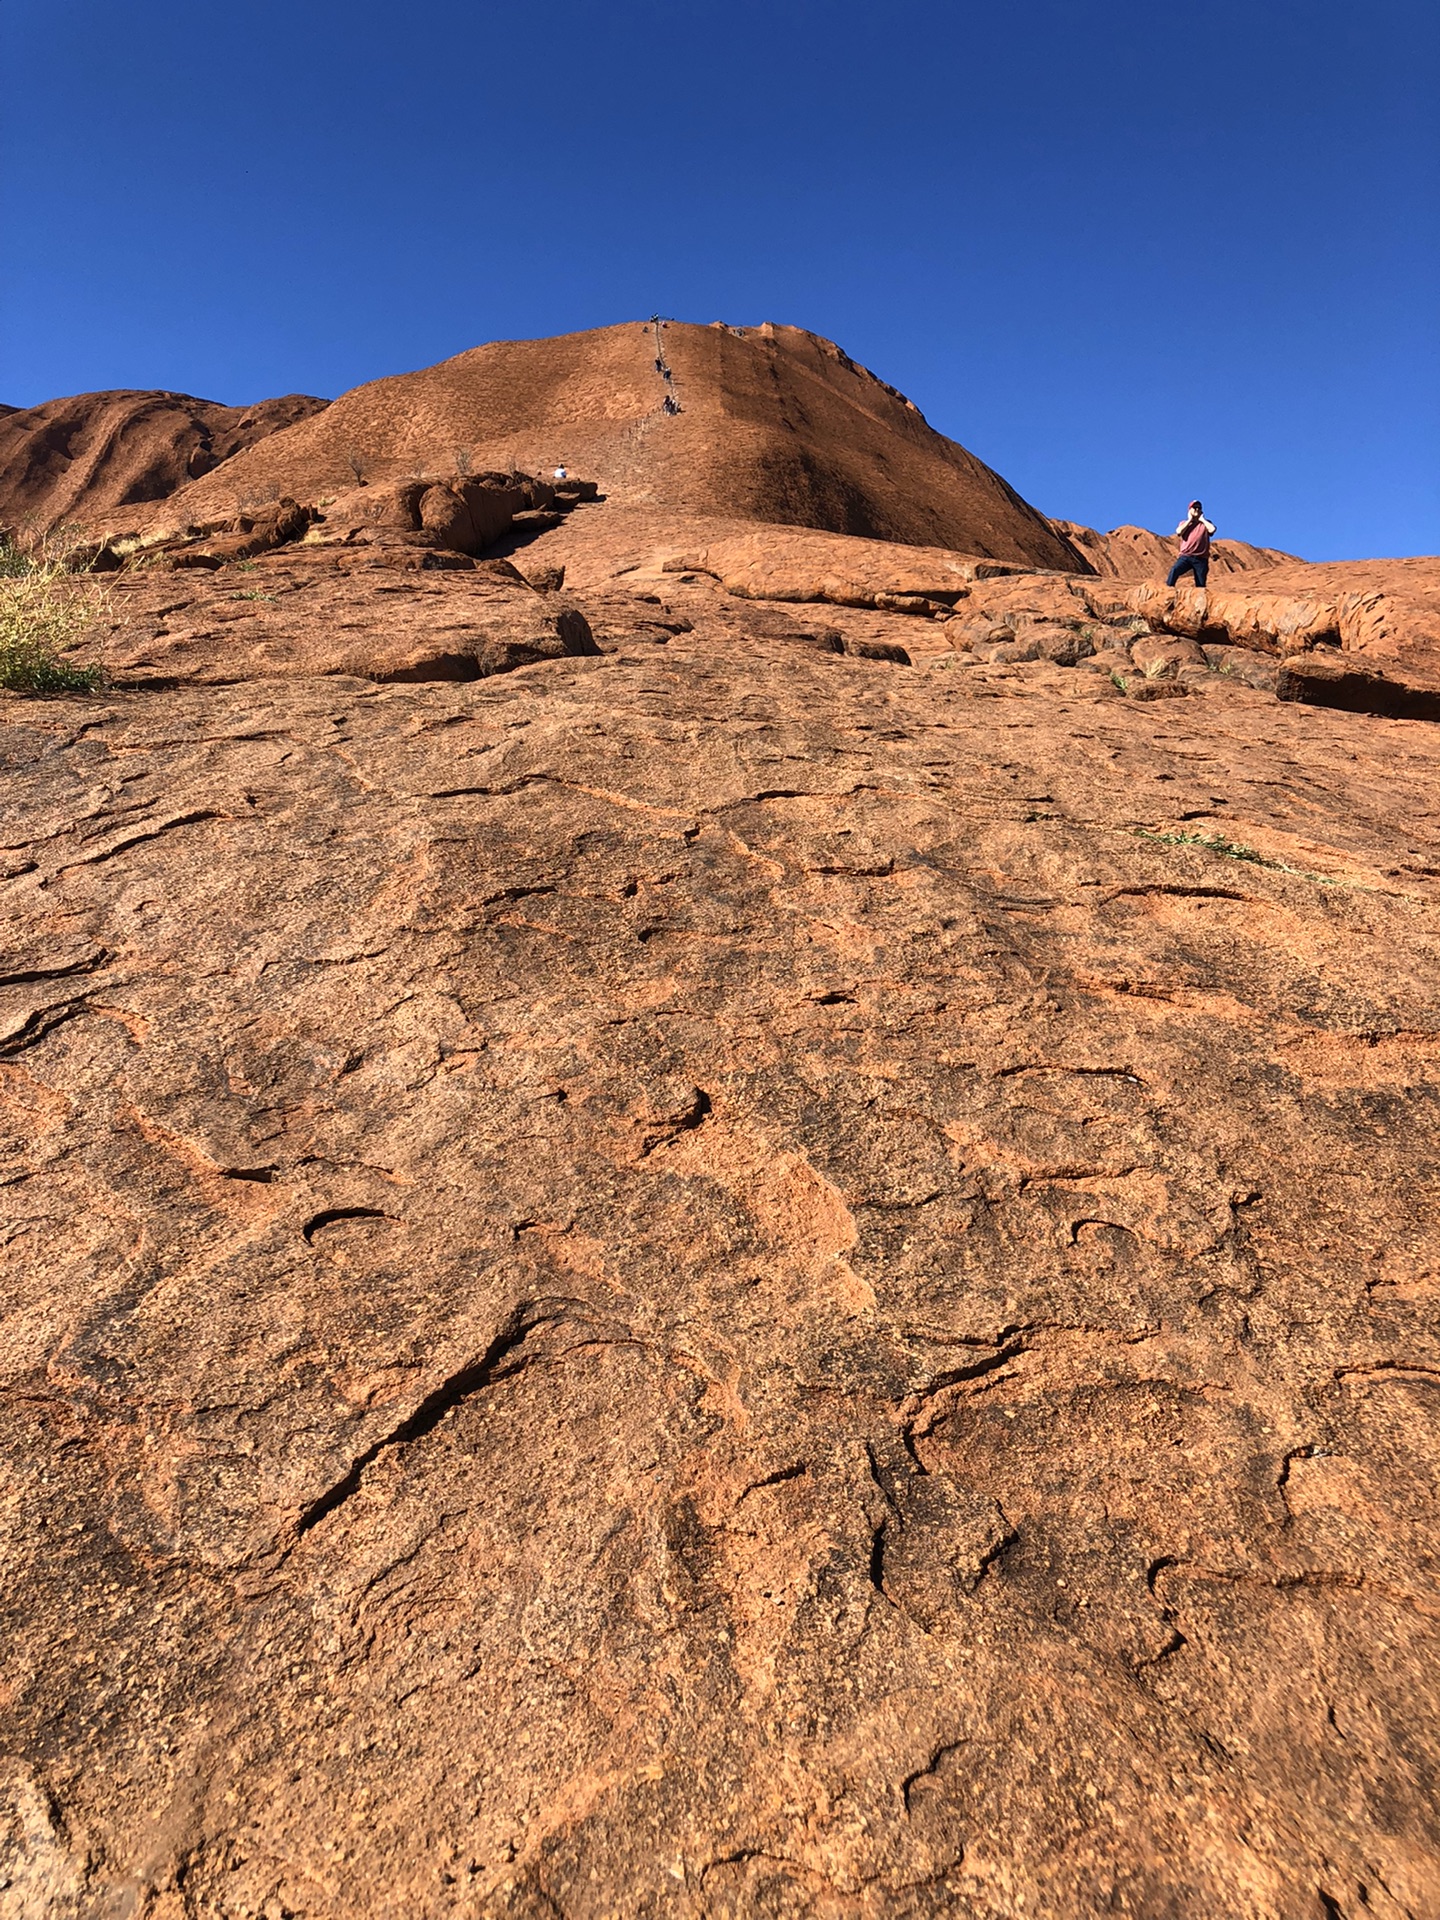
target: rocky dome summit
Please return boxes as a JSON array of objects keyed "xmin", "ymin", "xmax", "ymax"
[{"xmin": 5, "ymin": 321, "xmax": 1087, "ymax": 568}]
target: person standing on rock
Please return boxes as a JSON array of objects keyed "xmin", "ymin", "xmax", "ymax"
[{"xmin": 1167, "ymin": 501, "xmax": 1216, "ymax": 588}]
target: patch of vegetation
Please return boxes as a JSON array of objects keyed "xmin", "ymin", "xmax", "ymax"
[
  {"xmin": 1132, "ymin": 827, "xmax": 1329, "ymax": 883},
  {"xmin": 231, "ymin": 589, "xmax": 275, "ymax": 602},
  {"xmin": 1109, "ymin": 669, "xmax": 1130, "ymax": 691},
  {"xmin": 1136, "ymin": 827, "xmax": 1268, "ymax": 864},
  {"xmin": 0, "ymin": 536, "xmax": 107, "ymax": 694}
]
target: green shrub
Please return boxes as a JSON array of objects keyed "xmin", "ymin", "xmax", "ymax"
[
  {"xmin": 1136, "ymin": 827, "xmax": 1266, "ymax": 864},
  {"xmin": 0, "ymin": 538, "xmax": 107, "ymax": 694}
]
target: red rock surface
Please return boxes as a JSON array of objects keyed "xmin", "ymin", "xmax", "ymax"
[
  {"xmin": 1227, "ymin": 557, "xmax": 1440, "ymax": 665},
  {"xmin": 1277, "ymin": 648, "xmax": 1440, "ymax": 719},
  {"xmin": 661, "ymin": 525, "xmax": 1029, "ymax": 611},
  {"xmin": 93, "ymin": 550, "xmax": 598, "ymax": 685},
  {"xmin": 518, "ymin": 502, "xmax": 1440, "ymax": 697},
  {"xmin": 1104, "ymin": 563, "xmax": 1440, "ymax": 683},
  {"xmin": 5, "ymin": 324, "xmax": 1440, "ymax": 1913},
  {"xmin": 0, "ymin": 391, "xmax": 328, "ymax": 535},
  {"xmin": 1051, "ymin": 519, "xmax": 1297, "ymax": 581},
  {"xmin": 109, "ymin": 323, "xmax": 1087, "ymax": 570},
  {"xmin": 4, "ymin": 484, "xmax": 1440, "ymax": 1915}
]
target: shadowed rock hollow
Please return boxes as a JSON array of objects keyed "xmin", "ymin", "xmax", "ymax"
[{"xmin": 3, "ymin": 327, "xmax": 1440, "ymax": 1920}]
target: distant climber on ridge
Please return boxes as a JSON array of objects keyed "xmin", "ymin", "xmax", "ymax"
[
  {"xmin": 1167, "ymin": 501, "xmax": 1216, "ymax": 587},
  {"xmin": 552, "ymin": 465, "xmax": 567, "ymax": 482}
]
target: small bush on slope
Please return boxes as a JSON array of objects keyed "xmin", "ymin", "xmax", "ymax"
[{"xmin": 0, "ymin": 537, "xmax": 106, "ymax": 694}]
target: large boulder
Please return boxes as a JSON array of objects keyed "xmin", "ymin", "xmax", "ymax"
[
  {"xmin": 417, "ymin": 480, "xmax": 526, "ymax": 554},
  {"xmin": 1167, "ymin": 557, "xmax": 1440, "ymax": 670},
  {"xmin": 1130, "ymin": 633, "xmax": 1209, "ymax": 677},
  {"xmin": 294, "ymin": 478, "xmax": 526, "ymax": 557},
  {"xmin": 154, "ymin": 496, "xmax": 320, "ymax": 566},
  {"xmin": 1115, "ymin": 583, "xmax": 1342, "ymax": 654}
]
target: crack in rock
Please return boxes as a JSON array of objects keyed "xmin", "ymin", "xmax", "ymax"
[{"xmin": 292, "ymin": 1305, "xmax": 558, "ymax": 1539}]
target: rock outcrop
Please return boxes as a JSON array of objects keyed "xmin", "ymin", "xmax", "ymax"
[
  {"xmin": 1223, "ymin": 556, "xmax": 1440, "ymax": 665},
  {"xmin": 96, "ymin": 323, "xmax": 1090, "ymax": 571},
  {"xmin": 1277, "ymin": 648, "xmax": 1440, "ymax": 719},
  {"xmin": 1052, "ymin": 519, "xmax": 1297, "ymax": 581},
  {"xmin": 0, "ymin": 390, "xmax": 328, "ymax": 535},
  {"xmin": 95, "ymin": 549, "xmax": 598, "ymax": 684},
  {"xmin": 662, "ymin": 525, "xmax": 1032, "ymax": 613},
  {"xmin": 1111, "ymin": 580, "xmax": 1345, "ymax": 653}
]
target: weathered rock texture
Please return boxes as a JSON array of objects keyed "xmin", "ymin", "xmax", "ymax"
[
  {"xmin": 0, "ymin": 391, "xmax": 328, "ymax": 535},
  {"xmin": 4, "ymin": 323, "xmax": 1440, "ymax": 1914},
  {"xmin": 1051, "ymin": 519, "xmax": 1297, "ymax": 581},
  {"xmin": 663, "ymin": 527, "xmax": 1030, "ymax": 612},
  {"xmin": 3, "ymin": 497, "xmax": 1440, "ymax": 1916},
  {"xmin": 1277, "ymin": 648, "xmax": 1440, "ymax": 720},
  {"xmin": 519, "ymin": 504, "xmax": 1440, "ymax": 708},
  {"xmin": 95, "ymin": 550, "xmax": 598, "ymax": 685},
  {"xmin": 99, "ymin": 323, "xmax": 1088, "ymax": 570},
  {"xmin": 1226, "ymin": 558, "xmax": 1440, "ymax": 665}
]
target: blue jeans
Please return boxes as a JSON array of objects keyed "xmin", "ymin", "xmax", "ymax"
[{"xmin": 1167, "ymin": 554, "xmax": 1209, "ymax": 588}]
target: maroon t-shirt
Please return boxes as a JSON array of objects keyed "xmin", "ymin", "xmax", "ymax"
[{"xmin": 1179, "ymin": 519, "xmax": 1212, "ymax": 557}]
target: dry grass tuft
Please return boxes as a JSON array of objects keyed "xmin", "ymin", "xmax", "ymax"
[{"xmin": 0, "ymin": 534, "xmax": 108, "ymax": 695}]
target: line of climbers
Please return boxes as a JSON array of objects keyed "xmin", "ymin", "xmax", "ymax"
[{"xmin": 651, "ymin": 315, "xmax": 682, "ymax": 416}]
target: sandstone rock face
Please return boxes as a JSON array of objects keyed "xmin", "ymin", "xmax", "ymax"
[
  {"xmin": 151, "ymin": 496, "xmax": 321, "ymax": 569},
  {"xmin": 0, "ymin": 390, "xmax": 328, "ymax": 534},
  {"xmin": 3, "ymin": 510, "xmax": 1440, "ymax": 1916},
  {"xmin": 290, "ymin": 478, "xmax": 528, "ymax": 559},
  {"xmin": 1116, "ymin": 581, "xmax": 1344, "ymax": 654},
  {"xmin": 1051, "ymin": 520, "xmax": 1297, "ymax": 581},
  {"xmin": 100, "ymin": 323, "xmax": 1089, "ymax": 570},
  {"xmin": 1230, "ymin": 557, "xmax": 1440, "ymax": 667},
  {"xmin": 1277, "ymin": 648, "xmax": 1440, "ymax": 719},
  {"xmin": 665, "ymin": 526, "xmax": 1029, "ymax": 612},
  {"xmin": 95, "ymin": 549, "xmax": 598, "ymax": 684}
]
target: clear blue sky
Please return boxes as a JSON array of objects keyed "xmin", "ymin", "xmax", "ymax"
[{"xmin": 4, "ymin": 0, "xmax": 1437, "ymax": 559}]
